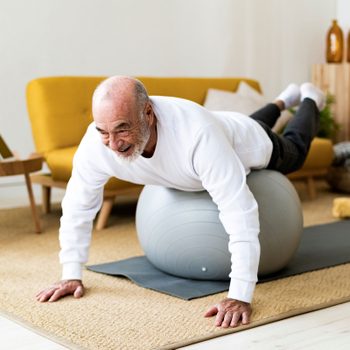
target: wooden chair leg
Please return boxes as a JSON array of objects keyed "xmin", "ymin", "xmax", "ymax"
[
  {"xmin": 24, "ymin": 172, "xmax": 42, "ymax": 233},
  {"xmin": 96, "ymin": 197, "xmax": 115, "ymax": 230},
  {"xmin": 42, "ymin": 185, "xmax": 52, "ymax": 214},
  {"xmin": 306, "ymin": 176, "xmax": 316, "ymax": 200}
]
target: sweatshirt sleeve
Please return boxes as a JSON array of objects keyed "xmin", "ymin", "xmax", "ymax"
[
  {"xmin": 192, "ymin": 125, "xmax": 260, "ymax": 303},
  {"xmin": 59, "ymin": 125, "xmax": 110, "ymax": 280}
]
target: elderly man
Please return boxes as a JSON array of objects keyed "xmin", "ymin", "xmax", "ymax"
[{"xmin": 36, "ymin": 76, "xmax": 324, "ymax": 328}]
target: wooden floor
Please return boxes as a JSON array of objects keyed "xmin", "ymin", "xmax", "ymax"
[
  {"xmin": 180, "ymin": 302, "xmax": 350, "ymax": 349},
  {"xmin": 1, "ymin": 180, "xmax": 350, "ymax": 349},
  {"xmin": 0, "ymin": 315, "xmax": 67, "ymax": 350}
]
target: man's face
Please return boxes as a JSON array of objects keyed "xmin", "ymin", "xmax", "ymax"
[{"xmin": 94, "ymin": 100, "xmax": 151, "ymax": 162}]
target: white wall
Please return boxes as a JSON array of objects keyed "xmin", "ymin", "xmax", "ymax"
[
  {"xmin": 0, "ymin": 0, "xmax": 339, "ymax": 199},
  {"xmin": 243, "ymin": 0, "xmax": 337, "ymax": 99},
  {"xmin": 0, "ymin": 0, "xmax": 248, "ymax": 156},
  {"xmin": 337, "ymin": 0, "xmax": 350, "ymax": 42}
]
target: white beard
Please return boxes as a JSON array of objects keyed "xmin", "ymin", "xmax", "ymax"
[{"xmin": 115, "ymin": 121, "xmax": 151, "ymax": 165}]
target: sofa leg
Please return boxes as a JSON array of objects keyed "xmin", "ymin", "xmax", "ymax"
[
  {"xmin": 306, "ymin": 176, "xmax": 316, "ymax": 199},
  {"xmin": 42, "ymin": 185, "xmax": 51, "ymax": 214},
  {"xmin": 96, "ymin": 197, "xmax": 115, "ymax": 230}
]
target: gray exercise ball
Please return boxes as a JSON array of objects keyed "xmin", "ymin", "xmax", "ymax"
[{"xmin": 136, "ymin": 170, "xmax": 303, "ymax": 280}]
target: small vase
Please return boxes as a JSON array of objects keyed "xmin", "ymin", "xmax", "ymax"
[{"xmin": 326, "ymin": 19, "xmax": 344, "ymax": 63}]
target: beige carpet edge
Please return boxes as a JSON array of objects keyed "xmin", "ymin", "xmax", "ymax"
[
  {"xmin": 161, "ymin": 295, "xmax": 350, "ymax": 350},
  {"xmin": 3, "ymin": 295, "xmax": 348, "ymax": 350},
  {"xmin": 0, "ymin": 308, "xmax": 86, "ymax": 350}
]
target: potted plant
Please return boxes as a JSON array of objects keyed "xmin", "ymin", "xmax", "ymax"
[
  {"xmin": 317, "ymin": 93, "xmax": 339, "ymax": 139},
  {"xmin": 290, "ymin": 93, "xmax": 339, "ymax": 139}
]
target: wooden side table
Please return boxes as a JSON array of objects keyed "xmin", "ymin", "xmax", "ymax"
[{"xmin": 0, "ymin": 155, "xmax": 43, "ymax": 233}]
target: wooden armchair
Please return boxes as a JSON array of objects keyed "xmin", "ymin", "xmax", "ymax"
[{"xmin": 0, "ymin": 135, "xmax": 43, "ymax": 233}]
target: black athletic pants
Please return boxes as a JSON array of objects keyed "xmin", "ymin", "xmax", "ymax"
[{"xmin": 250, "ymin": 98, "xmax": 320, "ymax": 174}]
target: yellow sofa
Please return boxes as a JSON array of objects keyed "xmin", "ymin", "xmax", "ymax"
[{"xmin": 26, "ymin": 76, "xmax": 333, "ymax": 229}]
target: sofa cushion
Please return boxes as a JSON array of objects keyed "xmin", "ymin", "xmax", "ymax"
[{"xmin": 46, "ymin": 146, "xmax": 139, "ymax": 191}]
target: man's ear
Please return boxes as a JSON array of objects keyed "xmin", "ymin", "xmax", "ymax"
[{"xmin": 145, "ymin": 102, "xmax": 154, "ymax": 126}]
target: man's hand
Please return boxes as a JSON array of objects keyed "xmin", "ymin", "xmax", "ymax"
[
  {"xmin": 204, "ymin": 298, "xmax": 252, "ymax": 328},
  {"xmin": 36, "ymin": 280, "xmax": 84, "ymax": 302}
]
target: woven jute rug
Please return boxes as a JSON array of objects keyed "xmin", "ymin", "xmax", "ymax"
[{"xmin": 0, "ymin": 182, "xmax": 349, "ymax": 350}]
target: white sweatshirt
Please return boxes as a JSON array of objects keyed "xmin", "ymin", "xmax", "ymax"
[{"xmin": 59, "ymin": 96, "xmax": 273, "ymax": 303}]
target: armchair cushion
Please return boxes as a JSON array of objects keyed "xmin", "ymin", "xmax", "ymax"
[
  {"xmin": 45, "ymin": 146, "xmax": 76, "ymax": 182},
  {"xmin": 46, "ymin": 146, "xmax": 140, "ymax": 191}
]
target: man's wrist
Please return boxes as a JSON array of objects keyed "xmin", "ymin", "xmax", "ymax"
[
  {"xmin": 62, "ymin": 279, "xmax": 82, "ymax": 282},
  {"xmin": 227, "ymin": 278, "xmax": 256, "ymax": 303},
  {"xmin": 61, "ymin": 262, "xmax": 83, "ymax": 280},
  {"xmin": 225, "ymin": 297, "xmax": 250, "ymax": 305}
]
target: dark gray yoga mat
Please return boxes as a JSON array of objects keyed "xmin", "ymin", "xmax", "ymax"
[{"xmin": 87, "ymin": 220, "xmax": 350, "ymax": 300}]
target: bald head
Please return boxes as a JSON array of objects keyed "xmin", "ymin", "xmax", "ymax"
[
  {"xmin": 92, "ymin": 76, "xmax": 149, "ymax": 119},
  {"xmin": 92, "ymin": 76, "xmax": 157, "ymax": 162}
]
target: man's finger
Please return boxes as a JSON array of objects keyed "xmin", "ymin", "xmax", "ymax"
[
  {"xmin": 74, "ymin": 285, "xmax": 84, "ymax": 298},
  {"xmin": 38, "ymin": 288, "xmax": 57, "ymax": 302},
  {"xmin": 48, "ymin": 287, "xmax": 68, "ymax": 302},
  {"xmin": 221, "ymin": 312, "xmax": 233, "ymax": 328},
  {"xmin": 36, "ymin": 291, "xmax": 44, "ymax": 300},
  {"xmin": 241, "ymin": 311, "xmax": 250, "ymax": 325},
  {"xmin": 230, "ymin": 311, "xmax": 241, "ymax": 328},
  {"xmin": 35, "ymin": 290, "xmax": 46, "ymax": 298},
  {"xmin": 214, "ymin": 311, "xmax": 225, "ymax": 326},
  {"xmin": 204, "ymin": 305, "xmax": 218, "ymax": 317},
  {"xmin": 36, "ymin": 287, "xmax": 55, "ymax": 299}
]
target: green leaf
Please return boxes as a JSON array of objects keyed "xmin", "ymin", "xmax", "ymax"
[{"xmin": 289, "ymin": 93, "xmax": 339, "ymax": 139}]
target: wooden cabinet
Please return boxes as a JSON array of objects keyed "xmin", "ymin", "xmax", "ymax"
[{"xmin": 312, "ymin": 63, "xmax": 350, "ymax": 142}]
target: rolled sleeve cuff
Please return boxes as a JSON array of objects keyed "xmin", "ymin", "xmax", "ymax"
[
  {"xmin": 227, "ymin": 278, "xmax": 256, "ymax": 303},
  {"xmin": 62, "ymin": 262, "xmax": 83, "ymax": 281}
]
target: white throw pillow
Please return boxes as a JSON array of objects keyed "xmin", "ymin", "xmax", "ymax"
[
  {"xmin": 237, "ymin": 81, "xmax": 266, "ymax": 106},
  {"xmin": 203, "ymin": 81, "xmax": 292, "ymax": 133},
  {"xmin": 203, "ymin": 82, "xmax": 266, "ymax": 115}
]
